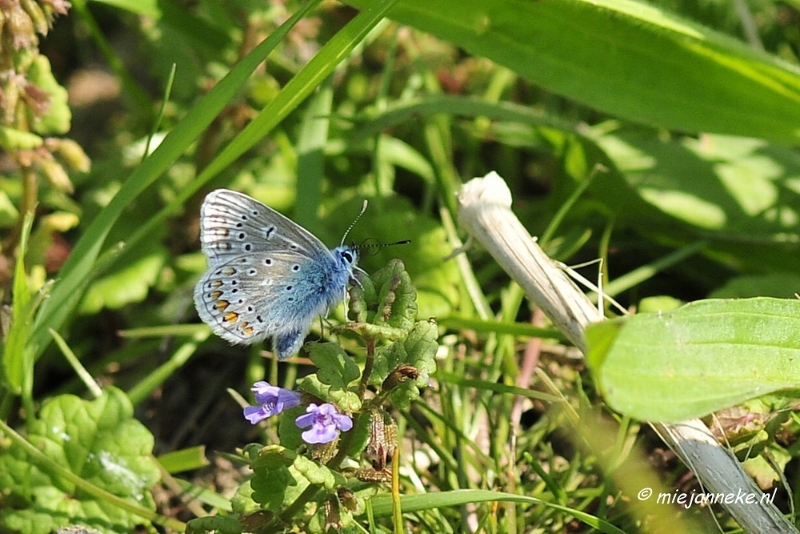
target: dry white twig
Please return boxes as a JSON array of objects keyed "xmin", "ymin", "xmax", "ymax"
[{"xmin": 456, "ymin": 171, "xmax": 795, "ymax": 534}]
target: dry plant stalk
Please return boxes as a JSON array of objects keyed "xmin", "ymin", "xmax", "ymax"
[{"xmin": 456, "ymin": 171, "xmax": 795, "ymax": 534}]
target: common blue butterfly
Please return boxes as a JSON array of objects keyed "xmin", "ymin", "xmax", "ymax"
[{"xmin": 193, "ymin": 189, "xmax": 359, "ymax": 360}]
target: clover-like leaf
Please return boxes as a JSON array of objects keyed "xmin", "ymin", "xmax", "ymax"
[{"xmin": 0, "ymin": 388, "xmax": 160, "ymax": 534}]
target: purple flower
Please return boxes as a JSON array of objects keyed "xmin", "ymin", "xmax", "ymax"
[
  {"xmin": 295, "ymin": 403, "xmax": 353, "ymax": 444},
  {"xmin": 243, "ymin": 381, "xmax": 302, "ymax": 424}
]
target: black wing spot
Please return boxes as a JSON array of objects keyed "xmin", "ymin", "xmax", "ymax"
[
  {"xmin": 244, "ymin": 244, "xmax": 252, "ymax": 251},
  {"xmin": 265, "ymin": 226, "xmax": 276, "ymax": 239},
  {"xmin": 292, "ymin": 265, "xmax": 300, "ymax": 272},
  {"xmin": 265, "ymin": 258, "xmax": 272, "ymax": 266}
]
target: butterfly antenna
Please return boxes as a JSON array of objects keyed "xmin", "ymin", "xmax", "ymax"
[
  {"xmin": 355, "ymin": 238, "xmax": 411, "ymax": 255},
  {"xmin": 341, "ymin": 200, "xmax": 369, "ymax": 246}
]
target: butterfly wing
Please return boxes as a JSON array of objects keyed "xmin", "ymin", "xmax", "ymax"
[
  {"xmin": 194, "ymin": 189, "xmax": 354, "ymax": 358},
  {"xmin": 198, "ymin": 189, "xmax": 330, "ymax": 265}
]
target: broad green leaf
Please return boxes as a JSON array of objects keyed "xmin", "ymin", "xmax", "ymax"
[
  {"xmin": 586, "ymin": 297, "xmax": 800, "ymax": 422},
  {"xmin": 0, "ymin": 388, "xmax": 160, "ymax": 534},
  {"xmin": 593, "ymin": 132, "xmax": 800, "ymax": 232},
  {"xmin": 79, "ymin": 248, "xmax": 167, "ymax": 313},
  {"xmin": 346, "ymin": 0, "xmax": 800, "ymax": 143}
]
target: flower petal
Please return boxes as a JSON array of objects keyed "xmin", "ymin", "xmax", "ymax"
[
  {"xmin": 333, "ymin": 413, "xmax": 353, "ymax": 432},
  {"xmin": 243, "ymin": 406, "xmax": 269, "ymax": 424},
  {"xmin": 301, "ymin": 425, "xmax": 338, "ymax": 444}
]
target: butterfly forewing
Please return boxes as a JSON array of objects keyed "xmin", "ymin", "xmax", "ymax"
[{"xmin": 199, "ymin": 189, "xmax": 329, "ymax": 263}]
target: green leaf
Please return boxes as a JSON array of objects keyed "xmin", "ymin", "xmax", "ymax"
[
  {"xmin": 308, "ymin": 342, "xmax": 362, "ymax": 390},
  {"xmin": 586, "ymin": 297, "xmax": 800, "ymax": 422},
  {"xmin": 3, "ymin": 213, "xmax": 33, "ymax": 394},
  {"xmin": 79, "ymin": 247, "xmax": 167, "ymax": 313},
  {"xmin": 0, "ymin": 388, "xmax": 160, "ymax": 534},
  {"xmin": 372, "ymin": 320, "xmax": 438, "ymax": 409},
  {"xmin": 329, "ymin": 196, "xmax": 459, "ymax": 318},
  {"xmin": 346, "ymin": 0, "xmax": 800, "ymax": 143},
  {"xmin": 249, "ymin": 446, "xmax": 298, "ymax": 511},
  {"xmin": 26, "ymin": 55, "xmax": 71, "ymax": 135},
  {"xmin": 186, "ymin": 515, "xmax": 244, "ymax": 534},
  {"xmin": 297, "ymin": 372, "xmax": 362, "ymax": 414},
  {"xmin": 0, "ymin": 126, "xmax": 43, "ymax": 150},
  {"xmin": 349, "ymin": 259, "xmax": 418, "ymax": 333},
  {"xmin": 293, "ymin": 455, "xmax": 338, "ymax": 491}
]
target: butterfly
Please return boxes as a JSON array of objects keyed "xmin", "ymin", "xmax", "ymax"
[{"xmin": 193, "ymin": 189, "xmax": 359, "ymax": 360}]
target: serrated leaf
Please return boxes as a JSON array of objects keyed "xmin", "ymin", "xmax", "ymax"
[
  {"xmin": 308, "ymin": 343, "xmax": 361, "ymax": 389},
  {"xmin": 250, "ymin": 446, "xmax": 298, "ymax": 510},
  {"xmin": 350, "ymin": 259, "xmax": 418, "ymax": 333},
  {"xmin": 586, "ymin": 297, "xmax": 800, "ymax": 422},
  {"xmin": 0, "ymin": 388, "xmax": 160, "ymax": 534},
  {"xmin": 293, "ymin": 456, "xmax": 338, "ymax": 490},
  {"xmin": 371, "ymin": 320, "xmax": 438, "ymax": 409},
  {"xmin": 296, "ymin": 374, "xmax": 362, "ymax": 414}
]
